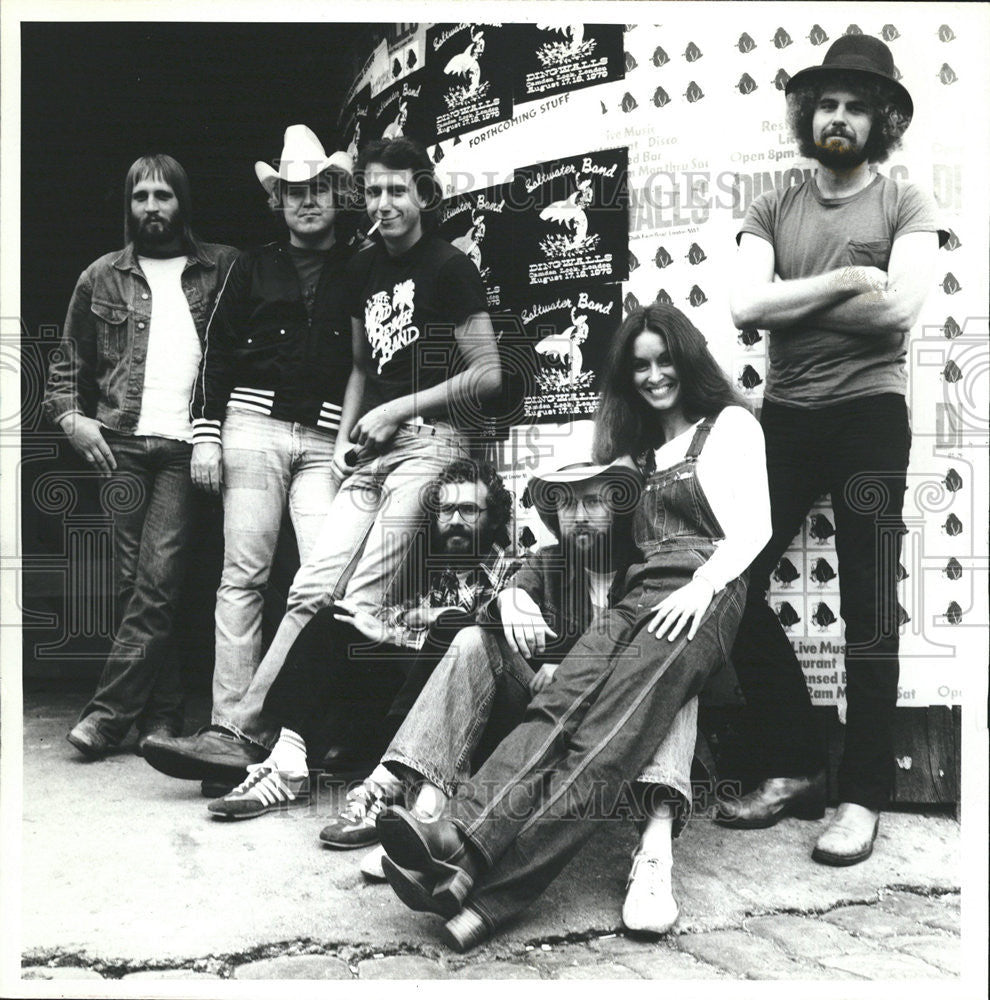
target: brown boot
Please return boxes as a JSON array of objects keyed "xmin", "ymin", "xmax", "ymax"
[{"xmin": 714, "ymin": 771, "xmax": 826, "ymax": 829}]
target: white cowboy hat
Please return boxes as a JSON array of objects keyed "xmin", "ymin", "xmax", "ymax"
[
  {"xmin": 254, "ymin": 125, "xmax": 353, "ymax": 193},
  {"xmin": 527, "ymin": 457, "xmax": 643, "ymax": 538}
]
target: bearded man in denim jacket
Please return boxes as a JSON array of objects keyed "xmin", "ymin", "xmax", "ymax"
[{"xmin": 43, "ymin": 154, "xmax": 237, "ymax": 758}]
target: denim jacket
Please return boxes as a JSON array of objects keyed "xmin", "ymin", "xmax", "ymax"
[
  {"xmin": 482, "ymin": 544, "xmax": 630, "ymax": 664},
  {"xmin": 42, "ymin": 241, "xmax": 238, "ymax": 432}
]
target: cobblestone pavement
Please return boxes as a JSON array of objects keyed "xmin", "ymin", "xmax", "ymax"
[
  {"xmin": 16, "ymin": 688, "xmax": 971, "ymax": 987},
  {"xmin": 20, "ymin": 888, "xmax": 961, "ymax": 981}
]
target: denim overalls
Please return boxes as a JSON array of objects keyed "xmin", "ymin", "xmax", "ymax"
[{"xmin": 449, "ymin": 416, "xmax": 750, "ymax": 930}]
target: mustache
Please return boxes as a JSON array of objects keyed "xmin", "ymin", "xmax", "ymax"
[{"xmin": 438, "ymin": 527, "xmax": 472, "ymax": 542}]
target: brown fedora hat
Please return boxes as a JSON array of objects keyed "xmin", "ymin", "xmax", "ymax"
[{"xmin": 786, "ymin": 34, "xmax": 912, "ymax": 120}]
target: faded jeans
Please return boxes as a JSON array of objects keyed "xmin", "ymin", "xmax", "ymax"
[
  {"xmin": 383, "ymin": 624, "xmax": 698, "ymax": 809},
  {"xmin": 78, "ymin": 433, "xmax": 194, "ymax": 741},
  {"xmin": 211, "ymin": 410, "xmax": 338, "ymax": 739},
  {"xmin": 224, "ymin": 422, "xmax": 469, "ymax": 748},
  {"xmin": 448, "ymin": 558, "xmax": 746, "ymax": 931}
]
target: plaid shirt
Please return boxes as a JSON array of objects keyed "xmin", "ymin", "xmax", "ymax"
[{"xmin": 382, "ymin": 543, "xmax": 521, "ymax": 650}]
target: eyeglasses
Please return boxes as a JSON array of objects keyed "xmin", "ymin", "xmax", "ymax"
[
  {"xmin": 559, "ymin": 495, "xmax": 607, "ymax": 514},
  {"xmin": 436, "ymin": 502, "xmax": 489, "ymax": 522}
]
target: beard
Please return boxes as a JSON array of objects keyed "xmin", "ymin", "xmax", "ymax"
[
  {"xmin": 133, "ymin": 213, "xmax": 180, "ymax": 250},
  {"xmin": 432, "ymin": 524, "xmax": 481, "ymax": 563},
  {"xmin": 564, "ymin": 528, "xmax": 610, "ymax": 567},
  {"xmin": 813, "ymin": 135, "xmax": 869, "ymax": 170}
]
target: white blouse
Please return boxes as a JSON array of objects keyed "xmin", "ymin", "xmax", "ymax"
[{"xmin": 650, "ymin": 405, "xmax": 772, "ymax": 593}]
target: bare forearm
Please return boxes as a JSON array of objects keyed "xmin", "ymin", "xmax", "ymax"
[
  {"xmin": 804, "ymin": 233, "xmax": 938, "ymax": 336},
  {"xmin": 731, "ymin": 267, "xmax": 876, "ymax": 329},
  {"xmin": 383, "ymin": 362, "xmax": 501, "ymax": 424},
  {"xmin": 805, "ymin": 290, "xmax": 910, "ymax": 335}
]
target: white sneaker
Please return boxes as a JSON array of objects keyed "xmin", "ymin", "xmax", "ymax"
[
  {"xmin": 621, "ymin": 852, "xmax": 678, "ymax": 934},
  {"xmin": 359, "ymin": 844, "xmax": 387, "ymax": 882}
]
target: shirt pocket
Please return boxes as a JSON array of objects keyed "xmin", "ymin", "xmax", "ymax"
[
  {"xmin": 845, "ymin": 239, "xmax": 891, "ymax": 269},
  {"xmin": 90, "ymin": 300, "xmax": 129, "ymax": 360},
  {"xmin": 240, "ymin": 321, "xmax": 296, "ymax": 356}
]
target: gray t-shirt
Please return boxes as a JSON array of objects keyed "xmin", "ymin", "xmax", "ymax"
[{"xmin": 739, "ymin": 173, "xmax": 939, "ymax": 407}]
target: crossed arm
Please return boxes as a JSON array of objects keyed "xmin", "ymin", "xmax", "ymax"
[{"xmin": 730, "ymin": 231, "xmax": 939, "ymax": 336}]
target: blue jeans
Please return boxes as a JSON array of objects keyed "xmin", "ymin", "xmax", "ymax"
[
  {"xmin": 383, "ymin": 627, "xmax": 535, "ymax": 795},
  {"xmin": 211, "ymin": 410, "xmax": 338, "ymax": 740},
  {"xmin": 383, "ymin": 625, "xmax": 699, "ymax": 807},
  {"xmin": 77, "ymin": 433, "xmax": 194, "ymax": 741},
  {"xmin": 448, "ymin": 554, "xmax": 746, "ymax": 931},
  {"xmin": 224, "ymin": 422, "xmax": 469, "ymax": 747}
]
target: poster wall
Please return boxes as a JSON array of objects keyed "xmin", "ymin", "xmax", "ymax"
[{"xmin": 343, "ymin": 3, "xmax": 989, "ymax": 709}]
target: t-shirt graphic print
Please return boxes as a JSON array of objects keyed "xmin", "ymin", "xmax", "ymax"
[
  {"xmin": 366, "ymin": 279, "xmax": 419, "ymax": 373},
  {"xmin": 345, "ymin": 233, "xmax": 488, "ymax": 407}
]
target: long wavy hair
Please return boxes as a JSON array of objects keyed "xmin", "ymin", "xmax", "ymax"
[
  {"xmin": 123, "ymin": 154, "xmax": 202, "ymax": 254},
  {"xmin": 593, "ymin": 304, "xmax": 747, "ymax": 464},
  {"xmin": 787, "ymin": 72, "xmax": 911, "ymax": 165}
]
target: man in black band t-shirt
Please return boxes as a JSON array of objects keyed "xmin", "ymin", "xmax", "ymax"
[{"xmin": 145, "ymin": 138, "xmax": 503, "ymax": 806}]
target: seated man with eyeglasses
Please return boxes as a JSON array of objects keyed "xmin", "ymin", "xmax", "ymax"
[{"xmin": 205, "ymin": 458, "xmax": 519, "ymax": 823}]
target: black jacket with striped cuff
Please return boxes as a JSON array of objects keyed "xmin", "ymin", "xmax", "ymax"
[{"xmin": 190, "ymin": 240, "xmax": 355, "ymax": 444}]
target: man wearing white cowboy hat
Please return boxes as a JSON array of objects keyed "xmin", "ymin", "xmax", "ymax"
[
  {"xmin": 144, "ymin": 125, "xmax": 359, "ymax": 789},
  {"xmin": 725, "ymin": 34, "xmax": 945, "ymax": 864},
  {"xmin": 355, "ymin": 458, "xmax": 700, "ymax": 933}
]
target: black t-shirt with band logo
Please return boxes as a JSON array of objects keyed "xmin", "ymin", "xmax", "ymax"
[{"xmin": 344, "ymin": 233, "xmax": 488, "ymax": 410}]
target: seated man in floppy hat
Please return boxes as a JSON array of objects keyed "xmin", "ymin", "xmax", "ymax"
[
  {"xmin": 326, "ymin": 459, "xmax": 699, "ymax": 934},
  {"xmin": 143, "ymin": 125, "xmax": 358, "ymax": 792}
]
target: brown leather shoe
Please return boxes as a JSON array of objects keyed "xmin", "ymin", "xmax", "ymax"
[
  {"xmin": 141, "ymin": 726, "xmax": 267, "ymax": 782},
  {"xmin": 135, "ymin": 724, "xmax": 180, "ymax": 758},
  {"xmin": 812, "ymin": 803, "xmax": 880, "ymax": 866},
  {"xmin": 442, "ymin": 908, "xmax": 491, "ymax": 953},
  {"xmin": 714, "ymin": 771, "xmax": 826, "ymax": 829},
  {"xmin": 67, "ymin": 720, "xmax": 116, "ymax": 760},
  {"xmin": 381, "ymin": 857, "xmax": 460, "ymax": 918},
  {"xmin": 377, "ymin": 805, "xmax": 479, "ymax": 911}
]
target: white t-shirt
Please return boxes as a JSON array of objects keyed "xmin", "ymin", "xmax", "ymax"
[
  {"xmin": 585, "ymin": 568, "xmax": 616, "ymax": 615},
  {"xmin": 134, "ymin": 256, "xmax": 201, "ymax": 442},
  {"xmin": 651, "ymin": 405, "xmax": 772, "ymax": 593}
]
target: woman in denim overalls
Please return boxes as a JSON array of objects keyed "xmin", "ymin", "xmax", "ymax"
[{"xmin": 378, "ymin": 304, "xmax": 772, "ymax": 950}]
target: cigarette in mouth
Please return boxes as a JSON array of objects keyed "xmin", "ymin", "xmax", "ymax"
[{"xmin": 367, "ymin": 219, "xmax": 381, "ymax": 235}]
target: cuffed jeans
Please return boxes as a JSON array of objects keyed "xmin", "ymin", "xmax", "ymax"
[
  {"xmin": 384, "ymin": 625, "xmax": 698, "ymax": 810},
  {"xmin": 77, "ymin": 433, "xmax": 194, "ymax": 741},
  {"xmin": 224, "ymin": 423, "xmax": 469, "ymax": 748},
  {"xmin": 730, "ymin": 394, "xmax": 910, "ymax": 809},
  {"xmin": 212, "ymin": 410, "xmax": 338, "ymax": 741},
  {"xmin": 383, "ymin": 626, "xmax": 535, "ymax": 795},
  {"xmin": 444, "ymin": 565, "xmax": 745, "ymax": 930}
]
